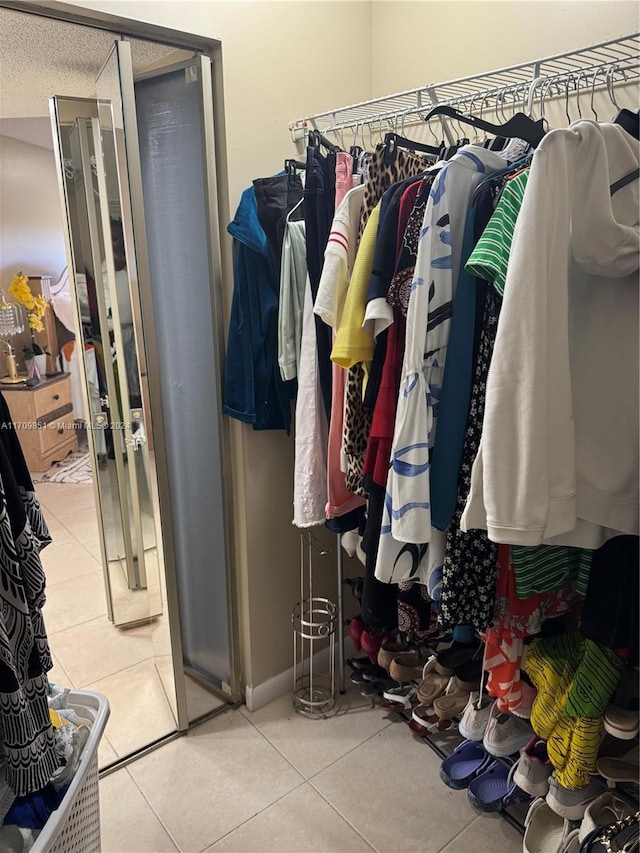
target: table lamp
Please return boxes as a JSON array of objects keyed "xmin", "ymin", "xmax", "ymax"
[{"xmin": 0, "ymin": 292, "xmax": 25, "ymax": 384}]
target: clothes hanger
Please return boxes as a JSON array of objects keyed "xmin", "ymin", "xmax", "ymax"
[
  {"xmin": 382, "ymin": 131, "xmax": 440, "ymax": 164},
  {"xmin": 284, "ymin": 158, "xmax": 306, "ymax": 175},
  {"xmin": 608, "ymin": 64, "xmax": 640, "ymax": 140},
  {"xmin": 424, "ymin": 103, "xmax": 546, "ymax": 148},
  {"xmin": 308, "ymin": 128, "xmax": 341, "ymax": 153}
]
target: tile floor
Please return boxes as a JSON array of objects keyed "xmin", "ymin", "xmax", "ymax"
[
  {"xmin": 35, "ymin": 478, "xmax": 522, "ymax": 852},
  {"xmin": 99, "ymin": 686, "xmax": 522, "ymax": 853},
  {"xmin": 35, "ymin": 479, "xmax": 179, "ymax": 767}
]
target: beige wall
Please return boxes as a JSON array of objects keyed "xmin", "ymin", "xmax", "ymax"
[
  {"xmin": 66, "ymin": 0, "xmax": 374, "ymax": 692},
  {"xmin": 372, "ymin": 2, "xmax": 639, "ymax": 95},
  {"xmin": 0, "ymin": 135, "xmax": 67, "ymax": 287}
]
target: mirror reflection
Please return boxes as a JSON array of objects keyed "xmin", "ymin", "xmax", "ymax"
[{"xmin": 53, "ymin": 98, "xmax": 162, "ymax": 627}]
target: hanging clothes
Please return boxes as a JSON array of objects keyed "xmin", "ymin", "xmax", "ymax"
[
  {"xmin": 437, "ymin": 167, "xmax": 532, "ymax": 630},
  {"xmin": 277, "ymin": 214, "xmax": 307, "ymax": 382},
  {"xmin": 342, "ymin": 145, "xmax": 432, "ymax": 496},
  {"xmin": 293, "ymin": 274, "xmax": 329, "ymax": 528},
  {"xmin": 224, "ymin": 184, "xmax": 295, "ymax": 432},
  {"xmin": 0, "ymin": 393, "xmax": 58, "ymax": 797},
  {"xmin": 254, "ymin": 173, "xmax": 303, "ymax": 273},
  {"xmin": 462, "ymin": 121, "xmax": 640, "ymax": 548},
  {"xmin": 375, "ymin": 147, "xmax": 507, "ymax": 595},
  {"xmin": 305, "ymin": 145, "xmax": 337, "ymax": 422},
  {"xmin": 314, "ymin": 184, "xmax": 366, "ymax": 519}
]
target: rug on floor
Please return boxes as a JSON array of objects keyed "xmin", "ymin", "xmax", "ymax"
[{"xmin": 33, "ymin": 451, "xmax": 93, "ymax": 485}]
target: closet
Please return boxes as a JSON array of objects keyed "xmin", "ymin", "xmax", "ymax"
[{"xmin": 224, "ymin": 32, "xmax": 640, "ymax": 843}]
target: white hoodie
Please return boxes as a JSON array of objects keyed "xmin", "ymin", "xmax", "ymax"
[{"xmin": 461, "ymin": 121, "xmax": 639, "ymax": 548}]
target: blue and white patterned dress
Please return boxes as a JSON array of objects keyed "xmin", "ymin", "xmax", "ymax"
[{"xmin": 374, "ymin": 147, "xmax": 506, "ymax": 591}]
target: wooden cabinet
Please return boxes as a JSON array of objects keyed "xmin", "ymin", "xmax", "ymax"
[{"xmin": 2, "ymin": 374, "xmax": 78, "ymax": 472}]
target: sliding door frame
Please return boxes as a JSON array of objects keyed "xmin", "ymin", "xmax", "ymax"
[{"xmin": 0, "ymin": 0, "xmax": 241, "ymax": 727}]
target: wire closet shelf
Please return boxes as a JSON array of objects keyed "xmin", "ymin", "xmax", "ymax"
[{"xmin": 289, "ymin": 33, "xmax": 640, "ymax": 140}]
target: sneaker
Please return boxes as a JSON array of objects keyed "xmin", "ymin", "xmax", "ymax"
[
  {"xmin": 578, "ymin": 791, "xmax": 635, "ymax": 842},
  {"xmin": 510, "ymin": 681, "xmax": 537, "ymax": 720},
  {"xmin": 458, "ymin": 693, "xmax": 495, "ymax": 742},
  {"xmin": 546, "ymin": 774, "xmax": 605, "ymax": 821},
  {"xmin": 523, "ymin": 798, "xmax": 573, "ymax": 853},
  {"xmin": 483, "ymin": 702, "xmax": 533, "ymax": 758},
  {"xmin": 513, "ymin": 736, "xmax": 554, "ymax": 797}
]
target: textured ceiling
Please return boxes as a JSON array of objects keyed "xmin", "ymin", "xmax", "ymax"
[{"xmin": 0, "ymin": 7, "xmax": 182, "ymax": 121}]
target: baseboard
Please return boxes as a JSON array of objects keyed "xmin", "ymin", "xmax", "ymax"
[{"xmin": 244, "ymin": 638, "xmax": 356, "ymax": 712}]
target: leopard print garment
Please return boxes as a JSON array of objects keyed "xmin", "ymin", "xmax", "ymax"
[
  {"xmin": 358, "ymin": 143, "xmax": 432, "ymax": 240},
  {"xmin": 343, "ymin": 364, "xmax": 372, "ymax": 495},
  {"xmin": 345, "ymin": 143, "xmax": 432, "ymax": 495}
]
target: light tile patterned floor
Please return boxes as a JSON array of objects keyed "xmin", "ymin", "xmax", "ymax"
[
  {"xmin": 36, "ymin": 481, "xmax": 178, "ymax": 766},
  {"xmin": 99, "ymin": 690, "xmax": 522, "ymax": 853},
  {"xmin": 36, "ymin": 484, "xmax": 522, "ymax": 852}
]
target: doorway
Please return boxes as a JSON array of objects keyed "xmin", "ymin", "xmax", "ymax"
[{"xmin": 0, "ymin": 2, "xmax": 239, "ymax": 769}]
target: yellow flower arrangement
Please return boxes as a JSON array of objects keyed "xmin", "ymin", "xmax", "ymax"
[{"xmin": 8, "ymin": 272, "xmax": 49, "ymax": 354}]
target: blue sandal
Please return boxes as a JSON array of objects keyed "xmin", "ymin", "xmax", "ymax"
[
  {"xmin": 467, "ymin": 759, "xmax": 532, "ymax": 812},
  {"xmin": 440, "ymin": 740, "xmax": 493, "ymax": 790}
]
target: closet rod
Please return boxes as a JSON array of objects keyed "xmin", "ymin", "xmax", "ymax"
[{"xmin": 289, "ymin": 32, "xmax": 639, "ymax": 139}]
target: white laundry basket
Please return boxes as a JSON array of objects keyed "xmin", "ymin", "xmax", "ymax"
[{"xmin": 31, "ymin": 689, "xmax": 110, "ymax": 853}]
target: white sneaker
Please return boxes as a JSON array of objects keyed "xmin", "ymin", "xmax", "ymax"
[
  {"xmin": 523, "ymin": 798, "xmax": 572, "ymax": 853},
  {"xmin": 546, "ymin": 774, "xmax": 605, "ymax": 821},
  {"xmin": 482, "ymin": 702, "xmax": 533, "ymax": 758},
  {"xmin": 458, "ymin": 692, "xmax": 495, "ymax": 742},
  {"xmin": 513, "ymin": 736, "xmax": 554, "ymax": 797},
  {"xmin": 578, "ymin": 791, "xmax": 635, "ymax": 842}
]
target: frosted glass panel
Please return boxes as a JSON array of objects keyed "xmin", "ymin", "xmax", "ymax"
[{"xmin": 134, "ymin": 66, "xmax": 232, "ymax": 692}]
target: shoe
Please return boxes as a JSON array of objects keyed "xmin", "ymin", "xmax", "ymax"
[
  {"xmin": 434, "ymin": 640, "xmax": 481, "ymax": 676},
  {"xmin": 377, "ymin": 642, "xmax": 413, "ymax": 673},
  {"xmin": 416, "ymin": 657, "xmax": 450, "ymax": 706},
  {"xmin": 389, "ymin": 651, "xmax": 433, "ymax": 683},
  {"xmin": 483, "ymin": 703, "xmax": 533, "ymax": 758},
  {"xmin": 546, "ymin": 774, "xmax": 606, "ymax": 821},
  {"xmin": 558, "ymin": 828, "xmax": 580, "ymax": 853},
  {"xmin": 523, "ymin": 797, "xmax": 573, "ymax": 853},
  {"xmin": 511, "ymin": 681, "xmax": 538, "ymax": 720},
  {"xmin": 604, "ymin": 667, "xmax": 639, "ymax": 741},
  {"xmin": 348, "ymin": 664, "xmax": 389, "ymax": 684},
  {"xmin": 578, "ymin": 791, "xmax": 635, "ymax": 843},
  {"xmin": 514, "ymin": 737, "xmax": 554, "ymax": 798},
  {"xmin": 347, "ymin": 656, "xmax": 371, "ymax": 671},
  {"xmin": 433, "ymin": 664, "xmax": 482, "ymax": 721},
  {"xmin": 459, "ymin": 693, "xmax": 495, "ymax": 742},
  {"xmin": 439, "ymin": 740, "xmax": 493, "ymax": 790},
  {"xmin": 381, "ymin": 684, "xmax": 416, "ymax": 709},
  {"xmin": 347, "ymin": 617, "xmax": 366, "ymax": 651},
  {"xmin": 467, "ymin": 759, "xmax": 531, "ymax": 813},
  {"xmin": 596, "ymin": 742, "xmax": 640, "ymax": 788},
  {"xmin": 604, "ymin": 704, "xmax": 639, "ymax": 741},
  {"xmin": 409, "ymin": 704, "xmax": 456, "ymax": 736},
  {"xmin": 360, "ymin": 630, "xmax": 395, "ymax": 664}
]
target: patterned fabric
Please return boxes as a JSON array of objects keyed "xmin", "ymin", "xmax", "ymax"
[
  {"xmin": 358, "ymin": 143, "xmax": 431, "ymax": 240},
  {"xmin": 482, "ymin": 544, "xmax": 584, "ymax": 715},
  {"xmin": 343, "ymin": 146, "xmax": 430, "ymax": 496},
  {"xmin": 465, "ymin": 169, "xmax": 529, "ymax": 296},
  {"xmin": 510, "ymin": 545, "xmax": 593, "ymax": 599},
  {"xmin": 343, "ymin": 364, "xmax": 372, "ymax": 495},
  {"xmin": 384, "ymin": 147, "xmax": 506, "ymax": 550},
  {"xmin": 0, "ymin": 393, "xmax": 57, "ymax": 797},
  {"xmin": 438, "ymin": 288, "xmax": 500, "ymax": 630},
  {"xmin": 397, "ymin": 580, "xmax": 433, "ymax": 636},
  {"xmin": 387, "ymin": 177, "xmax": 433, "ymax": 316}
]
